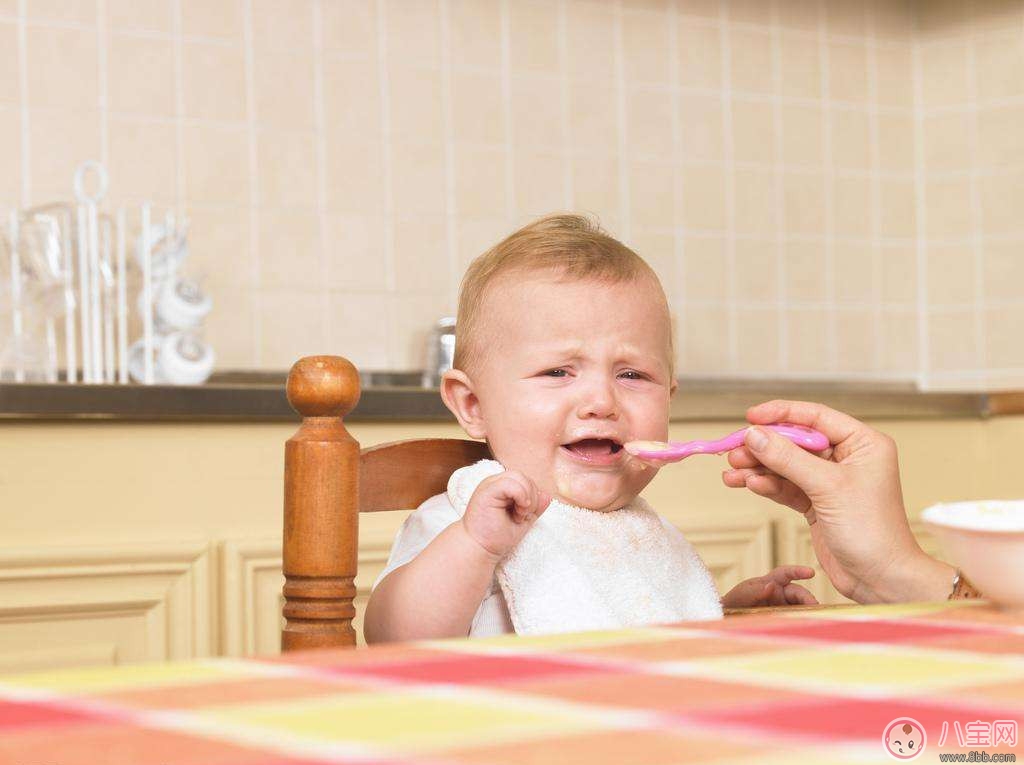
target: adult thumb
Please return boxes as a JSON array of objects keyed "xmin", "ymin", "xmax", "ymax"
[{"xmin": 745, "ymin": 426, "xmax": 832, "ymax": 496}]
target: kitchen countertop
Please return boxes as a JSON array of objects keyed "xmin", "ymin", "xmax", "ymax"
[{"xmin": 1, "ymin": 371, "xmax": 1017, "ymax": 422}]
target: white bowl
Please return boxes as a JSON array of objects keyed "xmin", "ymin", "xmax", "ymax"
[{"xmin": 922, "ymin": 500, "xmax": 1024, "ymax": 606}]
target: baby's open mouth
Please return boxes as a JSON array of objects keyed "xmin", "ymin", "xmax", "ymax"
[{"xmin": 562, "ymin": 438, "xmax": 624, "ymax": 462}]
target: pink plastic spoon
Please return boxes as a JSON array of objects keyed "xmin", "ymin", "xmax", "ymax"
[{"xmin": 624, "ymin": 423, "xmax": 829, "ymax": 464}]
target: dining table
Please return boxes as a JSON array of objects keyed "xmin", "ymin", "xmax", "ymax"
[{"xmin": 1, "ymin": 600, "xmax": 1022, "ymax": 765}]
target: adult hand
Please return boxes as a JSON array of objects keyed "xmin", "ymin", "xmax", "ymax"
[{"xmin": 721, "ymin": 400, "xmax": 953, "ymax": 604}]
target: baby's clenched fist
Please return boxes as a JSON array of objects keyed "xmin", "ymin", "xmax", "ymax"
[{"xmin": 460, "ymin": 470, "xmax": 552, "ymax": 560}]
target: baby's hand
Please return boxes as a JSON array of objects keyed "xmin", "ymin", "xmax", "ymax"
[
  {"xmin": 460, "ymin": 470, "xmax": 552, "ymax": 560},
  {"xmin": 721, "ymin": 565, "xmax": 819, "ymax": 608}
]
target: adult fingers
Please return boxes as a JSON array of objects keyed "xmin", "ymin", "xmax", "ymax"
[
  {"xmin": 739, "ymin": 471, "xmax": 814, "ymax": 515},
  {"xmin": 743, "ymin": 425, "xmax": 837, "ymax": 498},
  {"xmin": 746, "ymin": 400, "xmax": 863, "ymax": 446}
]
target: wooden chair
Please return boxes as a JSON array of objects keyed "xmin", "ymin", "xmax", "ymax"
[{"xmin": 281, "ymin": 355, "xmax": 490, "ymax": 651}]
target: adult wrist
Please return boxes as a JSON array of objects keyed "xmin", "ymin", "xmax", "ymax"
[{"xmin": 868, "ymin": 548, "xmax": 955, "ymax": 603}]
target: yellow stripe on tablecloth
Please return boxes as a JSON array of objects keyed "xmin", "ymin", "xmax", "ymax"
[
  {"xmin": 775, "ymin": 601, "xmax": 985, "ymax": 620},
  {"xmin": 422, "ymin": 626, "xmax": 684, "ymax": 653},
  {"xmin": 0, "ymin": 660, "xmax": 260, "ymax": 694}
]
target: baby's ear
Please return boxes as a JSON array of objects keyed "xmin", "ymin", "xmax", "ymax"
[{"xmin": 440, "ymin": 369, "xmax": 487, "ymax": 439}]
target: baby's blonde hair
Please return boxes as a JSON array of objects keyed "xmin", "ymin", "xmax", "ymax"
[{"xmin": 454, "ymin": 213, "xmax": 673, "ymax": 375}]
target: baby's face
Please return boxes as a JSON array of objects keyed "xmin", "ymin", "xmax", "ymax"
[{"xmin": 470, "ymin": 273, "xmax": 675, "ymax": 512}]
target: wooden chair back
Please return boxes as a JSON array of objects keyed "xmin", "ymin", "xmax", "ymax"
[{"xmin": 281, "ymin": 355, "xmax": 489, "ymax": 651}]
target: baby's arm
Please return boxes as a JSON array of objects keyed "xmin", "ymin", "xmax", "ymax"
[{"xmin": 364, "ymin": 470, "xmax": 549, "ymax": 643}]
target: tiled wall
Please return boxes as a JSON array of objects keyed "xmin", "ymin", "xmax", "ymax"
[
  {"xmin": 917, "ymin": 1, "xmax": 1024, "ymax": 390},
  {"xmin": 0, "ymin": 1, "xmax": 1020, "ymax": 389}
]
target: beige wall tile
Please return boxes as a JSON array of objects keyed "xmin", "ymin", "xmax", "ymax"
[
  {"xmin": 731, "ymin": 98, "xmax": 775, "ymax": 164},
  {"xmin": 833, "ymin": 243, "xmax": 874, "ymax": 304},
  {"xmin": 258, "ymin": 288, "xmax": 326, "ymax": 368},
  {"xmin": 622, "ymin": 6, "xmax": 670, "ymax": 85},
  {"xmin": 778, "ymin": 33, "xmax": 821, "ymax": 100},
  {"xmin": 976, "ymin": 105, "xmax": 1024, "ymax": 169},
  {"xmin": 566, "ymin": 1, "xmax": 615, "ymax": 82},
  {"xmin": 251, "ymin": 0, "xmax": 313, "ymax": 54},
  {"xmin": 392, "ymin": 139, "xmax": 447, "ymax": 216},
  {"xmin": 389, "ymin": 64, "xmax": 443, "ymax": 145},
  {"xmin": 183, "ymin": 41, "xmax": 247, "ymax": 122},
  {"xmin": 677, "ymin": 21, "xmax": 721, "ymax": 89},
  {"xmin": 510, "ymin": 0, "xmax": 559, "ymax": 74},
  {"xmin": 627, "ymin": 229, "xmax": 676, "ymax": 300},
  {"xmin": 835, "ymin": 309, "xmax": 875, "ymax": 373},
  {"xmin": 928, "ymin": 309, "xmax": 979, "ymax": 373},
  {"xmin": 256, "ymin": 130, "xmax": 316, "ymax": 209},
  {"xmin": 513, "ymin": 75, "xmax": 562, "ymax": 150},
  {"xmin": 785, "ymin": 307, "xmax": 830, "ymax": 373},
  {"xmin": 974, "ymin": 32, "xmax": 1024, "ymax": 101},
  {"xmin": 921, "ymin": 40, "xmax": 970, "ymax": 109},
  {"xmin": 781, "ymin": 103, "xmax": 823, "ymax": 167},
  {"xmin": 203, "ymin": 285, "xmax": 254, "ymax": 368},
  {"xmin": 729, "ymin": 28, "xmax": 773, "ymax": 96},
  {"xmin": 182, "ymin": 123, "xmax": 250, "ymax": 205},
  {"xmin": 107, "ymin": 117, "xmax": 177, "ymax": 203},
  {"xmin": 979, "ymin": 171, "xmax": 1024, "ymax": 237},
  {"xmin": 917, "ymin": 0, "xmax": 968, "ymax": 34},
  {"xmin": 323, "ymin": 57, "xmax": 380, "ymax": 137},
  {"xmin": 456, "ymin": 217, "xmax": 509, "ymax": 273},
  {"xmin": 27, "ymin": 25, "xmax": 99, "ymax": 110},
  {"xmin": 734, "ymin": 239, "xmax": 777, "ymax": 303},
  {"xmin": 879, "ymin": 308, "xmax": 917, "ymax": 374},
  {"xmin": 982, "ymin": 241, "xmax": 1024, "ymax": 302},
  {"xmin": 824, "ymin": 0, "xmax": 867, "ymax": 36},
  {"xmin": 782, "ymin": 241, "xmax": 827, "ymax": 303},
  {"xmin": 449, "ymin": 0, "xmax": 501, "ymax": 70},
  {"xmin": 874, "ymin": 46, "xmax": 913, "ymax": 107},
  {"xmin": 393, "ymin": 214, "xmax": 448, "ymax": 294},
  {"xmin": 254, "ymin": 52, "xmax": 315, "ymax": 129},
  {"xmin": 322, "ymin": 212, "xmax": 387, "ymax": 291},
  {"xmin": 322, "ymin": 0, "xmax": 377, "ymax": 57},
  {"xmin": 0, "ymin": 105, "xmax": 21, "ymax": 201},
  {"xmin": 783, "ymin": 172, "xmax": 826, "ymax": 236},
  {"xmin": 733, "ymin": 167, "xmax": 776, "ymax": 236},
  {"xmin": 388, "ymin": 290, "xmax": 452, "ymax": 369},
  {"xmin": 879, "ymin": 179, "xmax": 916, "ymax": 239},
  {"xmin": 927, "ymin": 245, "xmax": 975, "ymax": 305},
  {"xmin": 680, "ymin": 93, "xmax": 724, "ymax": 161},
  {"xmin": 833, "ymin": 176, "xmax": 871, "ymax": 237},
  {"xmin": 108, "ymin": 33, "xmax": 175, "ymax": 117},
  {"xmin": 682, "ymin": 304, "xmax": 731, "ymax": 374},
  {"xmin": 185, "ymin": 204, "xmax": 252, "ymax": 288},
  {"xmin": 986, "ymin": 304, "xmax": 1024, "ymax": 369},
  {"xmin": 683, "ymin": 235, "xmax": 728, "ymax": 302},
  {"xmin": 108, "ymin": 0, "xmax": 173, "ymax": 33},
  {"xmin": 182, "ymin": 0, "xmax": 242, "ymax": 40},
  {"xmin": 327, "ymin": 290, "xmax": 390, "ymax": 369},
  {"xmin": 385, "ymin": 0, "xmax": 440, "ymax": 67},
  {"xmin": 727, "ymin": 0, "xmax": 770, "ymax": 24},
  {"xmin": 925, "ymin": 177, "xmax": 973, "ymax": 239},
  {"xmin": 324, "ymin": 138, "xmax": 384, "ymax": 214},
  {"xmin": 572, "ymin": 154, "xmax": 620, "ymax": 226},
  {"xmin": 569, "ymin": 81, "xmax": 618, "ymax": 151},
  {"xmin": 452, "ymin": 70, "xmax": 503, "ymax": 144},
  {"xmin": 681, "ymin": 163, "xmax": 727, "ymax": 231},
  {"xmin": 877, "ymin": 113, "xmax": 914, "ymax": 174},
  {"xmin": 777, "ymin": 0, "xmax": 820, "ymax": 31},
  {"xmin": 831, "ymin": 108, "xmax": 870, "ymax": 171},
  {"xmin": 25, "ymin": 1, "xmax": 95, "ymax": 24},
  {"xmin": 455, "ymin": 143, "xmax": 506, "ymax": 218},
  {"xmin": 828, "ymin": 41, "xmax": 868, "ymax": 104},
  {"xmin": 515, "ymin": 150, "xmax": 566, "ymax": 219},
  {"xmin": 629, "ymin": 159, "xmax": 674, "ymax": 229},
  {"xmin": 735, "ymin": 307, "xmax": 779, "ymax": 374},
  {"xmin": 627, "ymin": 88, "xmax": 673, "ymax": 158},
  {"xmin": 0, "ymin": 0, "xmax": 15, "ymax": 14},
  {"xmin": 28, "ymin": 109, "xmax": 101, "ymax": 199},
  {"xmin": 0, "ymin": 22, "xmax": 18, "ymax": 105},
  {"xmin": 676, "ymin": 0, "xmax": 719, "ymax": 20},
  {"xmin": 257, "ymin": 209, "xmax": 320, "ymax": 291},
  {"xmin": 880, "ymin": 245, "xmax": 917, "ymax": 304}
]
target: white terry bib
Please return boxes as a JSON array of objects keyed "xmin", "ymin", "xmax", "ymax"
[{"xmin": 447, "ymin": 460, "xmax": 723, "ymax": 635}]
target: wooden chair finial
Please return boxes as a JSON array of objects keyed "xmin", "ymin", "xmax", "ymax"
[
  {"xmin": 286, "ymin": 355, "xmax": 360, "ymax": 418},
  {"xmin": 282, "ymin": 355, "xmax": 361, "ymax": 651}
]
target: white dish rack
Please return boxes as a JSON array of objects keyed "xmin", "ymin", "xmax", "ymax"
[{"xmin": 1, "ymin": 161, "xmax": 214, "ymax": 385}]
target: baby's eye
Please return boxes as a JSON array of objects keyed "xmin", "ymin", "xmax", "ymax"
[
  {"xmin": 618, "ymin": 369, "xmax": 648, "ymax": 380},
  {"xmin": 543, "ymin": 368, "xmax": 568, "ymax": 377}
]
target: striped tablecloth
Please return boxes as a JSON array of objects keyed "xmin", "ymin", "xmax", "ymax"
[{"xmin": 2, "ymin": 601, "xmax": 1022, "ymax": 764}]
